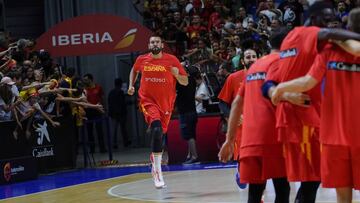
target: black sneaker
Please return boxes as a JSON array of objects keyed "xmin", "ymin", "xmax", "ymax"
[{"xmin": 182, "ymin": 158, "xmax": 200, "ymax": 165}]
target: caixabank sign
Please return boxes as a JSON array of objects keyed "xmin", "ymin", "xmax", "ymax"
[
  {"xmin": 0, "ymin": 117, "xmax": 76, "ymax": 174},
  {"xmin": 31, "ymin": 120, "xmax": 55, "ymax": 159},
  {"xmin": 0, "ymin": 156, "xmax": 37, "ymax": 184}
]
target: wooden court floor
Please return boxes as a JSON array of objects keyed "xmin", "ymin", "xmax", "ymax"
[{"xmin": 1, "ymin": 166, "xmax": 360, "ymax": 203}]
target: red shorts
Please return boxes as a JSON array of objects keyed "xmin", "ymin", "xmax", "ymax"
[
  {"xmin": 239, "ymin": 144, "xmax": 286, "ymax": 184},
  {"xmin": 321, "ymin": 144, "xmax": 360, "ymax": 190},
  {"xmin": 281, "ymin": 126, "xmax": 321, "ymax": 182},
  {"xmin": 140, "ymin": 103, "xmax": 172, "ymax": 133}
]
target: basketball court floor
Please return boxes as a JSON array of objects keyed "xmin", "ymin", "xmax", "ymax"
[{"xmin": 1, "ymin": 163, "xmax": 360, "ymax": 203}]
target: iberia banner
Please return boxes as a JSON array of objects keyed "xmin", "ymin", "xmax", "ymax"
[{"xmin": 35, "ymin": 14, "xmax": 154, "ymax": 57}]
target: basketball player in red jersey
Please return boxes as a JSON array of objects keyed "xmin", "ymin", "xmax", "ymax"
[
  {"xmin": 271, "ymin": 8, "xmax": 360, "ymax": 203},
  {"xmin": 128, "ymin": 35, "xmax": 188, "ymax": 189},
  {"xmin": 218, "ymin": 50, "xmax": 257, "ymax": 161},
  {"xmin": 262, "ymin": 1, "xmax": 360, "ymax": 202},
  {"xmin": 219, "ymin": 28, "xmax": 307, "ymax": 203}
]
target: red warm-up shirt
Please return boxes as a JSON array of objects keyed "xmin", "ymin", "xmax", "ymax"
[
  {"xmin": 240, "ymin": 53, "xmax": 280, "ymax": 147},
  {"xmin": 267, "ymin": 26, "xmax": 323, "ymax": 131},
  {"xmin": 308, "ymin": 43, "xmax": 360, "ymax": 146},
  {"xmin": 133, "ymin": 53, "xmax": 187, "ymax": 113},
  {"xmin": 218, "ymin": 69, "xmax": 247, "ymax": 104}
]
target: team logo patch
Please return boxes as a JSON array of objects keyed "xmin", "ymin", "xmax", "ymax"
[
  {"xmin": 246, "ymin": 72, "xmax": 266, "ymax": 82},
  {"xmin": 280, "ymin": 48, "xmax": 297, "ymax": 59},
  {"xmin": 327, "ymin": 61, "xmax": 360, "ymax": 72}
]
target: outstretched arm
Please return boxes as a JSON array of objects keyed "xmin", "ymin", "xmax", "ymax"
[
  {"xmin": 72, "ymin": 102, "xmax": 104, "ymax": 113},
  {"xmin": 318, "ymin": 29, "xmax": 360, "ymax": 55},
  {"xmin": 332, "ymin": 39, "xmax": 360, "ymax": 56},
  {"xmin": 33, "ymin": 104, "xmax": 60, "ymax": 127},
  {"xmin": 318, "ymin": 28, "xmax": 360, "ymax": 42}
]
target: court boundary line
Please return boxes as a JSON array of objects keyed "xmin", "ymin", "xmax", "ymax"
[
  {"xmin": 1, "ymin": 172, "xmax": 143, "ymax": 200},
  {"xmin": 107, "ymin": 169, "xmax": 360, "ymax": 203},
  {"xmin": 1, "ymin": 163, "xmax": 236, "ymax": 201},
  {"xmin": 107, "ymin": 170, "xmax": 235, "ymax": 203}
]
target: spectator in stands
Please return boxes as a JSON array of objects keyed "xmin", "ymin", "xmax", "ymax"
[
  {"xmin": 222, "ymin": 15, "xmax": 236, "ymax": 37},
  {"xmin": 23, "ymin": 67, "xmax": 34, "ymax": 86},
  {"xmin": 232, "ymin": 34, "xmax": 243, "ymax": 56},
  {"xmin": 216, "ymin": 61, "xmax": 232, "ymax": 90},
  {"xmin": 278, "ymin": 0, "xmax": 304, "ymax": 27},
  {"xmin": 176, "ymin": 65, "xmax": 199, "ymax": 164},
  {"xmin": 58, "ymin": 67, "xmax": 79, "ymax": 116},
  {"xmin": 336, "ymin": 1, "xmax": 350, "ymax": 26},
  {"xmin": 184, "ymin": 38, "xmax": 212, "ymax": 66},
  {"xmin": 214, "ymin": 39, "xmax": 229, "ymax": 62},
  {"xmin": 236, "ymin": 7, "xmax": 249, "ymax": 23},
  {"xmin": 0, "ymin": 77, "xmax": 16, "ymax": 121},
  {"xmin": 83, "ymin": 73, "xmax": 106, "ymax": 153},
  {"xmin": 270, "ymin": 17, "xmax": 283, "ymax": 31},
  {"xmin": 172, "ymin": 11, "xmax": 188, "ymax": 57},
  {"xmin": 195, "ymin": 73, "xmax": 210, "ymax": 114},
  {"xmin": 185, "ymin": 14, "xmax": 207, "ymax": 48},
  {"xmin": 108, "ymin": 78, "xmax": 130, "ymax": 148},
  {"xmin": 15, "ymin": 88, "xmax": 60, "ymax": 139}
]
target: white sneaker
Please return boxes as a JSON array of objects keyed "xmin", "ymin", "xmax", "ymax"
[
  {"xmin": 151, "ymin": 167, "xmax": 166, "ymax": 189},
  {"xmin": 150, "ymin": 154, "xmax": 166, "ymax": 189}
]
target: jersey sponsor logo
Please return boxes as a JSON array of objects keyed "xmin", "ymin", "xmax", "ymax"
[
  {"xmin": 280, "ymin": 48, "xmax": 297, "ymax": 59},
  {"xmin": 246, "ymin": 72, "xmax": 266, "ymax": 82},
  {"xmin": 144, "ymin": 65, "xmax": 166, "ymax": 72},
  {"xmin": 327, "ymin": 61, "xmax": 360, "ymax": 72},
  {"xmin": 144, "ymin": 77, "xmax": 166, "ymax": 83}
]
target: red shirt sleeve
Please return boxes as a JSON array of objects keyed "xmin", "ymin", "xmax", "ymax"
[
  {"xmin": 170, "ymin": 55, "xmax": 187, "ymax": 75},
  {"xmin": 308, "ymin": 52, "xmax": 327, "ymax": 82},
  {"xmin": 218, "ymin": 76, "xmax": 232, "ymax": 104},
  {"xmin": 133, "ymin": 55, "xmax": 144, "ymax": 72},
  {"xmin": 238, "ymin": 82, "xmax": 245, "ymax": 97}
]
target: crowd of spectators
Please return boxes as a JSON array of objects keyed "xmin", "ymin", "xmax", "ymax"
[
  {"xmin": 0, "ymin": 34, "xmax": 105, "ymax": 151},
  {"xmin": 138, "ymin": 0, "xmax": 358, "ymax": 112},
  {"xmin": 0, "ymin": 0, "xmax": 358, "ymax": 142}
]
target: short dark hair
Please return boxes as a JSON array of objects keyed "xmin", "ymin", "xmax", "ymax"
[
  {"xmin": 83, "ymin": 73, "xmax": 93, "ymax": 81},
  {"xmin": 149, "ymin": 35, "xmax": 162, "ymax": 42},
  {"xmin": 114, "ymin": 78, "xmax": 123, "ymax": 87},
  {"xmin": 269, "ymin": 27, "xmax": 289, "ymax": 50},
  {"xmin": 65, "ymin": 67, "xmax": 75, "ymax": 77},
  {"xmin": 308, "ymin": 0, "xmax": 334, "ymax": 17}
]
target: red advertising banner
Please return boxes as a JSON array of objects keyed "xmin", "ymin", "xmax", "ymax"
[{"xmin": 35, "ymin": 14, "xmax": 154, "ymax": 57}]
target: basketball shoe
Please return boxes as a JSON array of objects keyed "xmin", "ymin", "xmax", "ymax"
[{"xmin": 150, "ymin": 153, "xmax": 166, "ymax": 189}]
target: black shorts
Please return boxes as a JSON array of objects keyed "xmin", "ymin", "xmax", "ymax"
[{"xmin": 179, "ymin": 112, "xmax": 197, "ymax": 141}]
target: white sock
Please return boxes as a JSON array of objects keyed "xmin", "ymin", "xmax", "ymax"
[{"xmin": 152, "ymin": 152, "xmax": 162, "ymax": 172}]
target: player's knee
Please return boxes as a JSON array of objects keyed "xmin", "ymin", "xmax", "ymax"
[
  {"xmin": 151, "ymin": 126, "xmax": 163, "ymax": 140},
  {"xmin": 150, "ymin": 124, "xmax": 163, "ymax": 152},
  {"xmin": 151, "ymin": 120, "xmax": 162, "ymax": 128}
]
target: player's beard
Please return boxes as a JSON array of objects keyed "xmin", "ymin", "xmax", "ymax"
[
  {"xmin": 245, "ymin": 61, "xmax": 254, "ymax": 69},
  {"xmin": 150, "ymin": 46, "xmax": 162, "ymax": 55}
]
